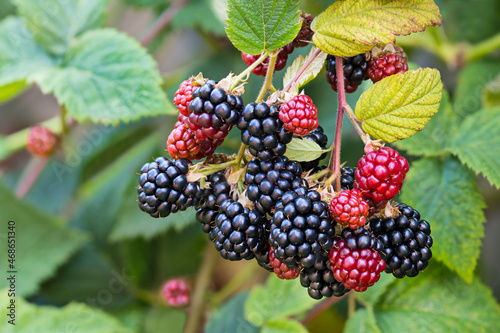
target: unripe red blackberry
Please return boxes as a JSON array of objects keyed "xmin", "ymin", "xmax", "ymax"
[
  {"xmin": 329, "ymin": 228, "xmax": 385, "ymax": 292},
  {"xmin": 279, "ymin": 95, "xmax": 319, "ymax": 136},
  {"xmin": 300, "ymin": 253, "xmax": 349, "ymax": 299},
  {"xmin": 167, "ymin": 119, "xmax": 222, "ymax": 160},
  {"xmin": 329, "ymin": 189, "xmax": 369, "ymax": 230},
  {"xmin": 325, "ymin": 54, "xmax": 369, "ymax": 93},
  {"xmin": 367, "ymin": 44, "xmax": 408, "ymax": 83},
  {"xmin": 241, "ymin": 43, "xmax": 294, "ymax": 77},
  {"xmin": 238, "ymin": 102, "xmax": 293, "ymax": 161},
  {"xmin": 245, "ymin": 156, "xmax": 304, "ymax": 215},
  {"xmin": 370, "ymin": 203, "xmax": 433, "ymax": 278},
  {"xmin": 355, "ymin": 147, "xmax": 409, "ymax": 202},
  {"xmin": 269, "ymin": 186, "xmax": 336, "ymax": 270},
  {"xmin": 26, "ymin": 126, "xmax": 58, "ymax": 158},
  {"xmin": 173, "ymin": 77, "xmax": 206, "ymax": 116},
  {"xmin": 269, "ymin": 246, "xmax": 301, "ymax": 280},
  {"xmin": 162, "ymin": 278, "xmax": 190, "ymax": 307},
  {"xmin": 137, "ymin": 157, "xmax": 201, "ymax": 218}
]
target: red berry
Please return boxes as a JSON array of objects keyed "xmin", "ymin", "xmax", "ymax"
[
  {"xmin": 279, "ymin": 95, "xmax": 319, "ymax": 136},
  {"xmin": 174, "ymin": 77, "xmax": 204, "ymax": 116},
  {"xmin": 367, "ymin": 53, "xmax": 408, "ymax": 83},
  {"xmin": 355, "ymin": 147, "xmax": 409, "ymax": 202},
  {"xmin": 162, "ymin": 279, "xmax": 190, "ymax": 307},
  {"xmin": 26, "ymin": 126, "xmax": 58, "ymax": 157},
  {"xmin": 329, "ymin": 189, "xmax": 369, "ymax": 229},
  {"xmin": 293, "ymin": 13, "xmax": 314, "ymax": 48},
  {"xmin": 329, "ymin": 229, "xmax": 385, "ymax": 292},
  {"xmin": 241, "ymin": 43, "xmax": 294, "ymax": 77},
  {"xmin": 269, "ymin": 247, "xmax": 300, "ymax": 280}
]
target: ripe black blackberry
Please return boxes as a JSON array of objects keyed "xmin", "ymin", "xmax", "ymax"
[
  {"xmin": 341, "ymin": 166, "xmax": 355, "ymax": 190},
  {"xmin": 137, "ymin": 158, "xmax": 200, "ymax": 218},
  {"xmin": 269, "ymin": 186, "xmax": 335, "ymax": 269},
  {"xmin": 297, "ymin": 126, "xmax": 328, "ymax": 171},
  {"xmin": 237, "ymin": 102, "xmax": 293, "ymax": 161},
  {"xmin": 300, "ymin": 253, "xmax": 349, "ymax": 299},
  {"xmin": 196, "ymin": 171, "xmax": 231, "ymax": 234},
  {"xmin": 325, "ymin": 54, "xmax": 369, "ymax": 93},
  {"xmin": 210, "ymin": 199, "xmax": 269, "ymax": 261},
  {"xmin": 188, "ymin": 80, "xmax": 244, "ymax": 141},
  {"xmin": 245, "ymin": 156, "xmax": 304, "ymax": 215},
  {"xmin": 254, "ymin": 244, "xmax": 274, "ymax": 272},
  {"xmin": 370, "ymin": 203, "xmax": 433, "ymax": 278}
]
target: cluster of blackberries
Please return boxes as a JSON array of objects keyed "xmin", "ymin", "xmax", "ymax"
[{"xmin": 326, "ymin": 54, "xmax": 369, "ymax": 93}]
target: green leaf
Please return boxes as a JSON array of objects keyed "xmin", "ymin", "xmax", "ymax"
[
  {"xmin": 0, "ymin": 291, "xmax": 133, "ymax": 332},
  {"xmin": 0, "ymin": 80, "xmax": 27, "ymax": 103},
  {"xmin": 30, "ymin": 29, "xmax": 172, "ymax": 124},
  {"xmin": 454, "ymin": 60, "xmax": 500, "ymax": 120},
  {"xmin": 344, "ymin": 308, "xmax": 382, "ymax": 333},
  {"xmin": 143, "ymin": 307, "xmax": 186, "ymax": 333},
  {"xmin": 482, "ymin": 73, "xmax": 500, "ymax": 108},
  {"xmin": 0, "ymin": 17, "xmax": 55, "ymax": 86},
  {"xmin": 225, "ymin": 0, "xmax": 301, "ymax": 55},
  {"xmin": 122, "ymin": 0, "xmax": 166, "ymax": 7},
  {"xmin": 400, "ymin": 156, "xmax": 486, "ymax": 282},
  {"xmin": 206, "ymin": 293, "xmax": 259, "ymax": 333},
  {"xmin": 244, "ymin": 275, "xmax": 316, "ymax": 326},
  {"xmin": 284, "ymin": 137, "xmax": 330, "ymax": 162},
  {"xmin": 283, "ymin": 47, "xmax": 328, "ymax": 92},
  {"xmin": 172, "ymin": 0, "xmax": 226, "ymax": 35},
  {"xmin": 355, "ymin": 68, "xmax": 443, "ymax": 143},
  {"xmin": 356, "ymin": 273, "xmax": 396, "ymax": 306},
  {"xmin": 311, "ymin": 0, "xmax": 441, "ymax": 57},
  {"xmin": 0, "ymin": 183, "xmax": 88, "ymax": 297},
  {"xmin": 0, "ymin": 1, "xmax": 15, "ymax": 20},
  {"xmin": 367, "ymin": 263, "xmax": 500, "ymax": 333},
  {"xmin": 450, "ymin": 106, "xmax": 500, "ymax": 189},
  {"xmin": 262, "ymin": 319, "xmax": 308, "ymax": 333},
  {"xmin": 394, "ymin": 91, "xmax": 456, "ymax": 156},
  {"xmin": 13, "ymin": 0, "xmax": 109, "ymax": 56}
]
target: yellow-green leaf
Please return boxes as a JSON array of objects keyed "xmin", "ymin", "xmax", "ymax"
[
  {"xmin": 284, "ymin": 137, "xmax": 330, "ymax": 162},
  {"xmin": 312, "ymin": 0, "xmax": 441, "ymax": 57},
  {"xmin": 283, "ymin": 47, "xmax": 328, "ymax": 92},
  {"xmin": 355, "ymin": 68, "xmax": 442, "ymax": 143}
]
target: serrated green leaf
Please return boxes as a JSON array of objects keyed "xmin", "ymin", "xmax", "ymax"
[
  {"xmin": 369, "ymin": 263, "xmax": 500, "ymax": 333},
  {"xmin": 482, "ymin": 73, "xmax": 500, "ymax": 108},
  {"xmin": 244, "ymin": 275, "xmax": 316, "ymax": 326},
  {"xmin": 400, "ymin": 156, "xmax": 486, "ymax": 282},
  {"xmin": 394, "ymin": 91, "xmax": 456, "ymax": 156},
  {"xmin": 311, "ymin": 0, "xmax": 441, "ymax": 57},
  {"xmin": 143, "ymin": 307, "xmax": 186, "ymax": 333},
  {"xmin": 30, "ymin": 29, "xmax": 172, "ymax": 125},
  {"xmin": 283, "ymin": 47, "xmax": 328, "ymax": 91},
  {"xmin": 454, "ymin": 60, "xmax": 500, "ymax": 120},
  {"xmin": 13, "ymin": 0, "xmax": 109, "ymax": 56},
  {"xmin": 355, "ymin": 68, "xmax": 443, "ymax": 143},
  {"xmin": 0, "ymin": 80, "xmax": 27, "ymax": 103},
  {"xmin": 450, "ymin": 106, "xmax": 500, "ymax": 189},
  {"xmin": 0, "ymin": 183, "xmax": 88, "ymax": 297},
  {"xmin": 262, "ymin": 319, "xmax": 308, "ymax": 333},
  {"xmin": 284, "ymin": 137, "xmax": 330, "ymax": 162},
  {"xmin": 0, "ymin": 291, "xmax": 133, "ymax": 332},
  {"xmin": 206, "ymin": 293, "xmax": 259, "ymax": 333},
  {"xmin": 356, "ymin": 273, "xmax": 396, "ymax": 306},
  {"xmin": 225, "ymin": 0, "xmax": 301, "ymax": 55},
  {"xmin": 344, "ymin": 308, "xmax": 382, "ymax": 333},
  {"xmin": 0, "ymin": 17, "xmax": 55, "ymax": 86}
]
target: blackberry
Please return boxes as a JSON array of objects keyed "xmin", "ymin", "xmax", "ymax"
[
  {"xmin": 341, "ymin": 166, "xmax": 355, "ymax": 190},
  {"xmin": 196, "ymin": 171, "xmax": 231, "ymax": 234},
  {"xmin": 210, "ymin": 199, "xmax": 268, "ymax": 261},
  {"xmin": 325, "ymin": 54, "xmax": 369, "ymax": 93},
  {"xmin": 329, "ymin": 228, "xmax": 385, "ymax": 292},
  {"xmin": 245, "ymin": 156, "xmax": 304, "ymax": 215},
  {"xmin": 297, "ymin": 126, "xmax": 328, "ymax": 171},
  {"xmin": 329, "ymin": 189, "xmax": 369, "ymax": 230},
  {"xmin": 269, "ymin": 186, "xmax": 335, "ymax": 269},
  {"xmin": 300, "ymin": 253, "xmax": 349, "ymax": 299},
  {"xmin": 237, "ymin": 102, "xmax": 293, "ymax": 161},
  {"xmin": 241, "ymin": 43, "xmax": 294, "ymax": 77},
  {"xmin": 279, "ymin": 95, "xmax": 319, "ymax": 136},
  {"xmin": 370, "ymin": 203, "xmax": 433, "ymax": 278},
  {"xmin": 254, "ymin": 243, "xmax": 274, "ymax": 272},
  {"xmin": 27, "ymin": 126, "xmax": 58, "ymax": 157},
  {"xmin": 269, "ymin": 246, "xmax": 301, "ymax": 280},
  {"xmin": 162, "ymin": 279, "xmax": 190, "ymax": 307},
  {"xmin": 187, "ymin": 80, "xmax": 244, "ymax": 141},
  {"xmin": 137, "ymin": 158, "xmax": 200, "ymax": 218}
]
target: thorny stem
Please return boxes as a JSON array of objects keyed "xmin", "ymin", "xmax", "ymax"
[
  {"xmin": 301, "ymin": 295, "xmax": 347, "ymax": 325},
  {"xmin": 326, "ymin": 56, "xmax": 346, "ymax": 191},
  {"xmin": 183, "ymin": 242, "xmax": 217, "ymax": 333},
  {"xmin": 231, "ymin": 52, "xmax": 271, "ymax": 90},
  {"xmin": 256, "ymin": 52, "xmax": 279, "ymax": 102},
  {"xmin": 16, "ymin": 158, "xmax": 48, "ymax": 198},
  {"xmin": 284, "ymin": 47, "xmax": 323, "ymax": 92},
  {"xmin": 233, "ymin": 144, "xmax": 248, "ymax": 172},
  {"xmin": 139, "ymin": 0, "xmax": 189, "ymax": 46},
  {"xmin": 348, "ymin": 292, "xmax": 356, "ymax": 317}
]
